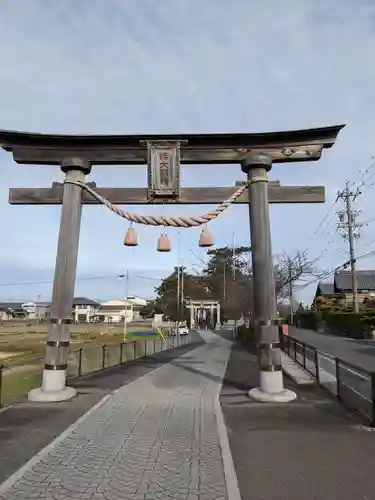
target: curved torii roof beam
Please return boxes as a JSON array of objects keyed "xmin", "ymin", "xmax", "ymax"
[{"xmin": 0, "ymin": 124, "xmax": 345, "ymax": 165}]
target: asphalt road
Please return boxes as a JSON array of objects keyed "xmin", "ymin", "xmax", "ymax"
[
  {"xmin": 221, "ymin": 342, "xmax": 375, "ymax": 500},
  {"xmin": 289, "ymin": 326, "xmax": 375, "ymax": 373}
]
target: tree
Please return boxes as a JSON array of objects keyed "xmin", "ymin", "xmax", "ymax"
[
  {"xmin": 139, "ymin": 302, "xmax": 164, "ymax": 318},
  {"xmin": 154, "ymin": 246, "xmax": 317, "ymax": 323},
  {"xmin": 154, "ymin": 267, "xmax": 211, "ymax": 321},
  {"xmin": 203, "ymin": 246, "xmax": 252, "ymax": 320},
  {"xmin": 273, "ymin": 251, "xmax": 318, "ymax": 304}
]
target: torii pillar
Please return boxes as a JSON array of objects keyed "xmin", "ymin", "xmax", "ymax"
[
  {"xmin": 28, "ymin": 158, "xmax": 91, "ymax": 401},
  {"xmin": 242, "ymin": 153, "xmax": 296, "ymax": 402}
]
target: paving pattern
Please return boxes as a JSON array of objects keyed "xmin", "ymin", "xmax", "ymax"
[{"xmin": 0, "ymin": 331, "xmax": 233, "ymax": 500}]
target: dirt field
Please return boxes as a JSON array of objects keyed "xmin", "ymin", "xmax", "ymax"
[
  {"xmin": 0, "ymin": 319, "xmax": 174, "ymax": 405},
  {"xmin": 0, "ymin": 319, "xmax": 166, "ymax": 363}
]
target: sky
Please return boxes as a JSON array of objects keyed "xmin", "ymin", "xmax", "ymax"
[{"xmin": 1, "ymin": 0, "xmax": 375, "ymax": 304}]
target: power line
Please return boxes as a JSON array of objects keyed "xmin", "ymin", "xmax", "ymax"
[
  {"xmin": 355, "ymin": 158, "xmax": 375, "ymax": 192},
  {"xmin": 0, "ymin": 272, "xmax": 164, "ymax": 288},
  {"xmin": 311, "ymin": 194, "xmax": 340, "ymax": 237},
  {"xmin": 303, "ymin": 157, "xmax": 375, "ymax": 262},
  {"xmin": 295, "ymin": 248, "xmax": 375, "ymax": 293}
]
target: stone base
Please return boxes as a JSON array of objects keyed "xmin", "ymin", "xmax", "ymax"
[
  {"xmin": 248, "ymin": 387, "xmax": 297, "ymax": 403},
  {"xmin": 28, "ymin": 386, "xmax": 77, "ymax": 403}
]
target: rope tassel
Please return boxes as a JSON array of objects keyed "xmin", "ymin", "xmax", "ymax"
[
  {"xmin": 199, "ymin": 226, "xmax": 214, "ymax": 247},
  {"xmin": 157, "ymin": 232, "xmax": 171, "ymax": 252},
  {"xmin": 124, "ymin": 224, "xmax": 138, "ymax": 247}
]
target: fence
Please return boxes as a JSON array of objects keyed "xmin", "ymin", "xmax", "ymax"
[
  {"xmin": 282, "ymin": 334, "xmax": 375, "ymax": 426},
  {"xmin": 0, "ymin": 334, "xmax": 190, "ymax": 407}
]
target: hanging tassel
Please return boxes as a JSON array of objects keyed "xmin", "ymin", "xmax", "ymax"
[
  {"xmin": 124, "ymin": 223, "xmax": 138, "ymax": 247},
  {"xmin": 157, "ymin": 232, "xmax": 171, "ymax": 252},
  {"xmin": 198, "ymin": 226, "xmax": 214, "ymax": 248}
]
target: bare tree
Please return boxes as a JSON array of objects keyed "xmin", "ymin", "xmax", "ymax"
[{"xmin": 273, "ymin": 251, "xmax": 320, "ymax": 307}]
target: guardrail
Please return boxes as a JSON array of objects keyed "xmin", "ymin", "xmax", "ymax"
[
  {"xmin": 281, "ymin": 334, "xmax": 375, "ymax": 426},
  {"xmin": 0, "ymin": 334, "xmax": 190, "ymax": 408}
]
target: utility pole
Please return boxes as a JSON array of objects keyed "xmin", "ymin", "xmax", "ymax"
[
  {"xmin": 123, "ymin": 270, "xmax": 129, "ymax": 340},
  {"xmin": 288, "ymin": 258, "xmax": 293, "ymax": 324},
  {"xmin": 232, "ymin": 232, "xmax": 236, "ymax": 280},
  {"xmin": 176, "ymin": 261, "xmax": 186, "ymax": 322},
  {"xmin": 176, "ymin": 231, "xmax": 181, "ymax": 321},
  {"xmin": 337, "ymin": 182, "xmax": 362, "ymax": 313},
  {"xmin": 223, "ymin": 259, "xmax": 226, "ymax": 308},
  {"xmin": 180, "ymin": 259, "xmax": 184, "ymax": 317},
  {"xmin": 176, "ymin": 264, "xmax": 180, "ymax": 320}
]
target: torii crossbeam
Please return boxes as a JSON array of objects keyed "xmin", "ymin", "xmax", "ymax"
[{"xmin": 1, "ymin": 124, "xmax": 344, "ymax": 404}]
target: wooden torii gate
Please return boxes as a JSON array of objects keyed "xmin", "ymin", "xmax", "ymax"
[{"xmin": 1, "ymin": 125, "xmax": 344, "ymax": 403}]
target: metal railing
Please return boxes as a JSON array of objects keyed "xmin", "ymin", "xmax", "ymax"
[
  {"xmin": 282, "ymin": 334, "xmax": 375, "ymax": 426},
  {"xmin": 0, "ymin": 334, "xmax": 190, "ymax": 408}
]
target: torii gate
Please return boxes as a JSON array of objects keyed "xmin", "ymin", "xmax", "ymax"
[{"xmin": 1, "ymin": 125, "xmax": 344, "ymax": 403}]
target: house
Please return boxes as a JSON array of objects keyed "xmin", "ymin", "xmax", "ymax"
[
  {"xmin": 0, "ymin": 304, "xmax": 15, "ymax": 320},
  {"xmin": 98, "ymin": 297, "xmax": 148, "ymax": 323},
  {"xmin": 22, "ymin": 302, "xmax": 50, "ymax": 320},
  {"xmin": 0, "ymin": 302, "xmax": 26, "ymax": 319},
  {"xmin": 314, "ymin": 282, "xmax": 335, "ymax": 300},
  {"xmin": 314, "ymin": 270, "xmax": 375, "ymax": 308},
  {"xmin": 72, "ymin": 297, "xmax": 101, "ymax": 323},
  {"xmin": 334, "ymin": 270, "xmax": 375, "ymax": 305}
]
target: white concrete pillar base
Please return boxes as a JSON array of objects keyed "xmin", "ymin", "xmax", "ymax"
[
  {"xmin": 28, "ymin": 368, "xmax": 77, "ymax": 402},
  {"xmin": 28, "ymin": 386, "xmax": 77, "ymax": 402},
  {"xmin": 260, "ymin": 370, "xmax": 284, "ymax": 393},
  {"xmin": 248, "ymin": 369, "xmax": 297, "ymax": 402},
  {"xmin": 248, "ymin": 387, "xmax": 297, "ymax": 403}
]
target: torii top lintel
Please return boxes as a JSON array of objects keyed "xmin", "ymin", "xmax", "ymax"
[{"xmin": 0, "ymin": 124, "xmax": 345, "ymax": 165}]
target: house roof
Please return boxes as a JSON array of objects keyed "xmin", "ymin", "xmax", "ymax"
[
  {"xmin": 0, "ymin": 302, "xmax": 23, "ymax": 310},
  {"xmin": 334, "ymin": 270, "xmax": 375, "ymax": 291},
  {"xmin": 72, "ymin": 297, "xmax": 100, "ymax": 306},
  {"xmin": 100, "ymin": 297, "xmax": 147, "ymax": 307},
  {"xmin": 316, "ymin": 282, "xmax": 335, "ymax": 296},
  {"xmin": 101, "ymin": 299, "xmax": 125, "ymax": 307}
]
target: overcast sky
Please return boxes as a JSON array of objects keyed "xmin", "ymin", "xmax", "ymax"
[{"xmin": 1, "ymin": 0, "xmax": 375, "ymax": 304}]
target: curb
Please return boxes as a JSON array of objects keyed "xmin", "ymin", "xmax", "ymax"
[{"xmin": 281, "ymin": 351, "xmax": 315, "ymax": 385}]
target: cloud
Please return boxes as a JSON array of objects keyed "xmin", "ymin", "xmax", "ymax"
[{"xmin": 0, "ymin": 0, "xmax": 375, "ymax": 303}]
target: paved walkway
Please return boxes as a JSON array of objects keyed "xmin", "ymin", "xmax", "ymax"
[{"xmin": 0, "ymin": 331, "xmax": 236, "ymax": 500}]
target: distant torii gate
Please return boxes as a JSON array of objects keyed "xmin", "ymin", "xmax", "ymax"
[
  {"xmin": 1, "ymin": 125, "xmax": 344, "ymax": 403},
  {"xmin": 185, "ymin": 299, "xmax": 220, "ymax": 330}
]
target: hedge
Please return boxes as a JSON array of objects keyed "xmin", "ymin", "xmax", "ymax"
[{"xmin": 296, "ymin": 310, "xmax": 375, "ymax": 339}]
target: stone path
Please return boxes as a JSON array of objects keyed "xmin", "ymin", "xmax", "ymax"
[{"xmin": 0, "ymin": 331, "xmax": 235, "ymax": 500}]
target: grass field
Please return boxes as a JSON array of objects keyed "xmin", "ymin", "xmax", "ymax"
[{"xmin": 0, "ymin": 319, "xmax": 177, "ymax": 406}]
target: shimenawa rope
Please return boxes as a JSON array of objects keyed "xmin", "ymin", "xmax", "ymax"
[{"xmin": 64, "ymin": 179, "xmax": 248, "ymax": 228}]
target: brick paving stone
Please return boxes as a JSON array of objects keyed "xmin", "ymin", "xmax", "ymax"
[{"xmin": 0, "ymin": 331, "xmax": 232, "ymax": 500}]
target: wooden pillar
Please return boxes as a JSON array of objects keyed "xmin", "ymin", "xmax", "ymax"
[
  {"xmin": 189, "ymin": 306, "xmax": 194, "ymax": 329},
  {"xmin": 216, "ymin": 301, "xmax": 221, "ymax": 330},
  {"xmin": 28, "ymin": 158, "xmax": 91, "ymax": 402},
  {"xmin": 242, "ymin": 153, "xmax": 296, "ymax": 403}
]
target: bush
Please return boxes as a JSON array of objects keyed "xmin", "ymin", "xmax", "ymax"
[
  {"xmin": 237, "ymin": 324, "xmax": 257, "ymax": 351},
  {"xmin": 295, "ymin": 309, "xmax": 375, "ymax": 339},
  {"xmin": 296, "ymin": 311, "xmax": 324, "ymax": 330},
  {"xmin": 278, "ymin": 316, "xmax": 288, "ymax": 325},
  {"xmin": 325, "ymin": 310, "xmax": 375, "ymax": 339}
]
